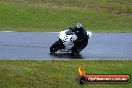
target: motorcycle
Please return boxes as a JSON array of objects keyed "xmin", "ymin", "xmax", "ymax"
[{"xmin": 50, "ymin": 29, "xmax": 92, "ymax": 54}]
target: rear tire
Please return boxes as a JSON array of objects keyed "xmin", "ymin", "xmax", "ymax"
[
  {"xmin": 50, "ymin": 39, "xmax": 64, "ymax": 54},
  {"xmin": 71, "ymin": 47, "xmax": 81, "ymax": 54}
]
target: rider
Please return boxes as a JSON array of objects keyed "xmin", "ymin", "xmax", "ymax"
[{"xmin": 69, "ymin": 23, "xmax": 89, "ymax": 54}]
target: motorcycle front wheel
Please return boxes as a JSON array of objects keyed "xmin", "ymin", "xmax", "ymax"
[{"xmin": 50, "ymin": 39, "xmax": 64, "ymax": 54}]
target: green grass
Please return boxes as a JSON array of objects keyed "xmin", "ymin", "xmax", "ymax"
[
  {"xmin": 0, "ymin": 0, "xmax": 132, "ymax": 32},
  {"xmin": 0, "ymin": 60, "xmax": 132, "ymax": 88}
]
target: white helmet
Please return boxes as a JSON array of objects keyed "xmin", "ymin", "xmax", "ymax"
[{"xmin": 76, "ymin": 23, "xmax": 82, "ymax": 28}]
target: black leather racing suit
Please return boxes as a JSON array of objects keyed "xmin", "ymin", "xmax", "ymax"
[{"xmin": 70, "ymin": 27, "xmax": 89, "ymax": 54}]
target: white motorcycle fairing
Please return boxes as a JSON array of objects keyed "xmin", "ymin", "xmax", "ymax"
[
  {"xmin": 87, "ymin": 31, "xmax": 92, "ymax": 38},
  {"xmin": 59, "ymin": 30, "xmax": 77, "ymax": 50}
]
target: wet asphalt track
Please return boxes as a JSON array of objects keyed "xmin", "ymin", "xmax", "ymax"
[{"xmin": 0, "ymin": 32, "xmax": 132, "ymax": 60}]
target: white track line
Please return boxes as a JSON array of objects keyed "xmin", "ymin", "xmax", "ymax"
[{"xmin": 0, "ymin": 31, "xmax": 13, "ymax": 32}]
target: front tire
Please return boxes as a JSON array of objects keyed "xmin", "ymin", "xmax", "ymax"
[{"xmin": 50, "ymin": 39, "xmax": 64, "ymax": 54}]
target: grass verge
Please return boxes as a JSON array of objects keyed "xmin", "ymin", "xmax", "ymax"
[
  {"xmin": 0, "ymin": 0, "xmax": 132, "ymax": 32},
  {"xmin": 0, "ymin": 60, "xmax": 132, "ymax": 88}
]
